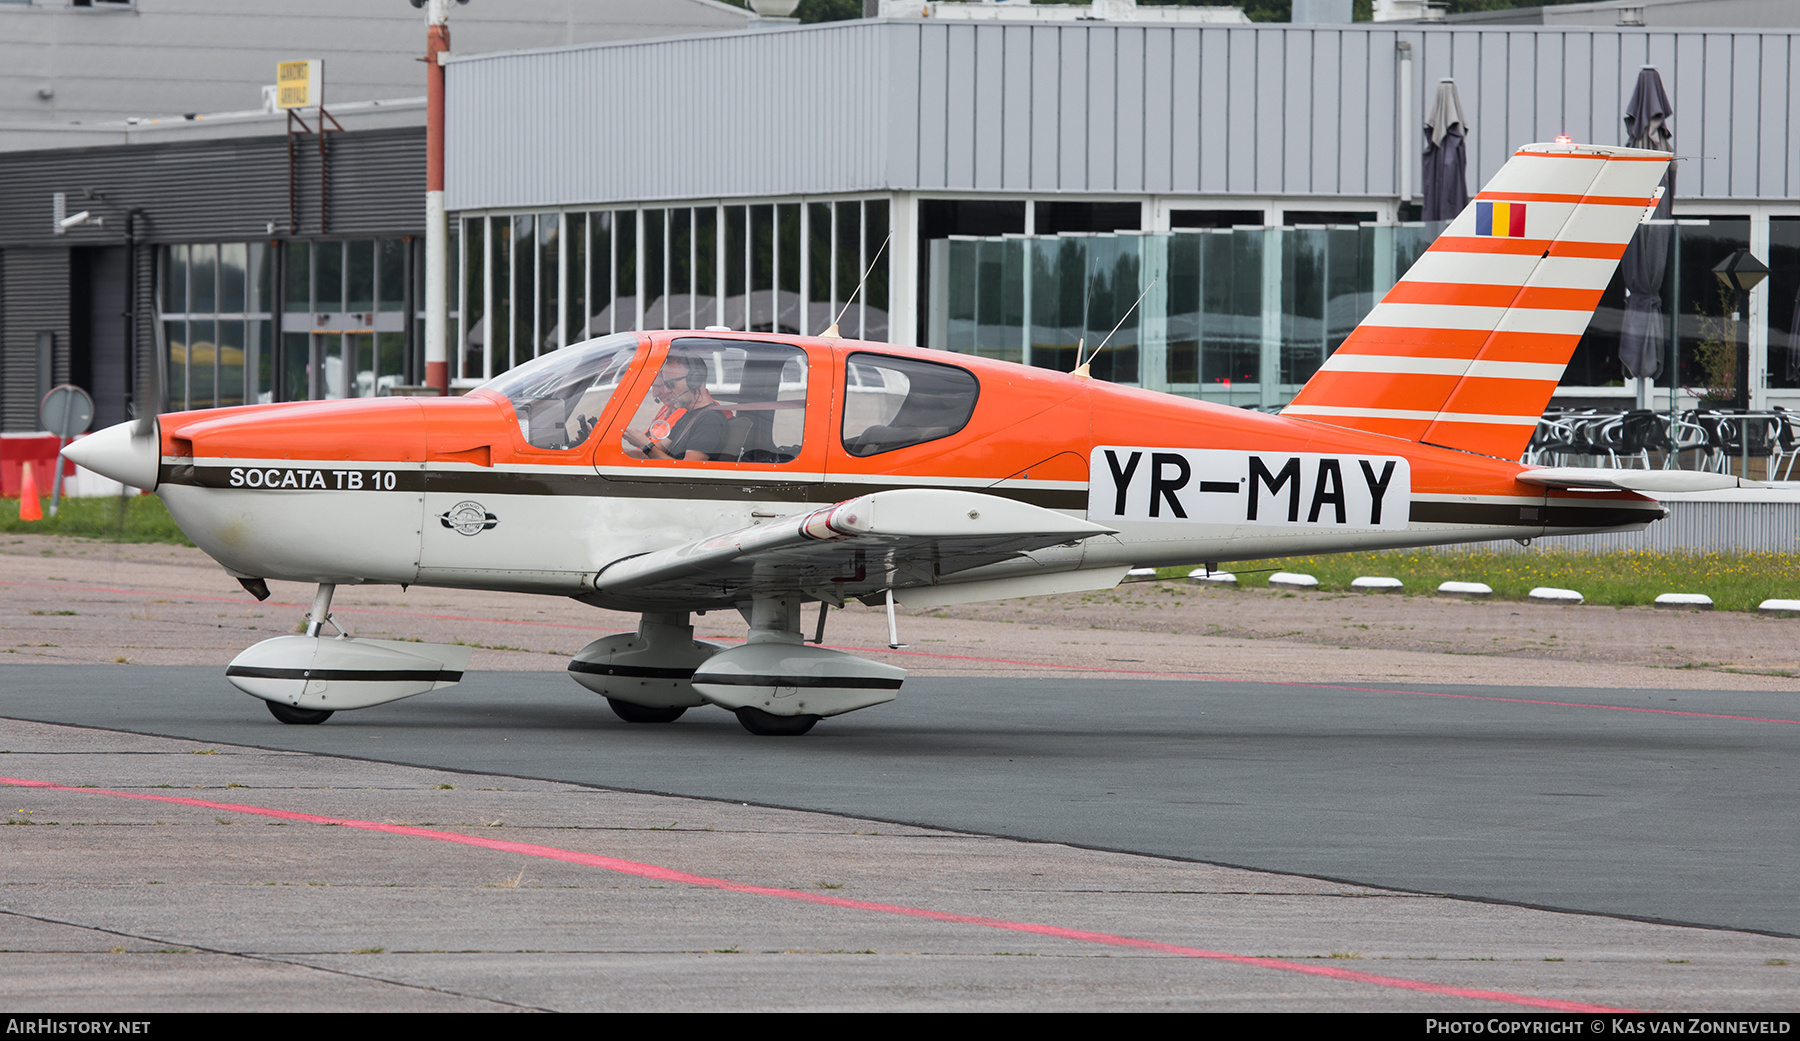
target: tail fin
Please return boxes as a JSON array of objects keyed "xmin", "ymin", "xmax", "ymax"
[{"xmin": 1283, "ymin": 143, "xmax": 1669, "ymax": 460}]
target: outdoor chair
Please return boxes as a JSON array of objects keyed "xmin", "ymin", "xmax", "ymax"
[
  {"xmin": 1771, "ymin": 408, "xmax": 1799, "ymax": 481},
  {"xmin": 1606, "ymin": 410, "xmax": 1674, "ymax": 469},
  {"xmin": 1534, "ymin": 409, "xmax": 1621, "ymax": 467},
  {"xmin": 1665, "ymin": 415, "xmax": 1711, "ymax": 470},
  {"xmin": 1694, "ymin": 410, "xmax": 1780, "ymax": 478}
]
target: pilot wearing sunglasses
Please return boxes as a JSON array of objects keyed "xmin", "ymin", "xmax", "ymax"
[{"xmin": 622, "ymin": 354, "xmax": 731, "ymax": 462}]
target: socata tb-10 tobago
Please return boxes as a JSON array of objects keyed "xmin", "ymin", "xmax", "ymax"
[{"xmin": 67, "ymin": 143, "xmax": 1729, "ymax": 736}]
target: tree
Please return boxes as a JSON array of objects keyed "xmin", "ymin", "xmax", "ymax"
[{"xmin": 797, "ymin": 0, "xmax": 863, "ymax": 21}]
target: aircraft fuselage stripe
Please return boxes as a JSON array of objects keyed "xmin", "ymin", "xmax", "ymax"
[
  {"xmin": 160, "ymin": 463, "xmax": 1661, "ymax": 532},
  {"xmin": 225, "ymin": 665, "xmax": 461, "ymax": 683},
  {"xmin": 695, "ymin": 673, "xmax": 906, "ymax": 690},
  {"xmin": 568, "ymin": 661, "xmax": 696, "ymax": 679}
]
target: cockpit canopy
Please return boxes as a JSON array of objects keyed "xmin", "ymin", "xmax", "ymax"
[
  {"xmin": 479, "ymin": 332, "xmax": 639, "ymax": 451},
  {"xmin": 478, "ymin": 331, "xmax": 981, "ymax": 461}
]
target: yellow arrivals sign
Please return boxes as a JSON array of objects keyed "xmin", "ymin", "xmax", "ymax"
[{"xmin": 275, "ymin": 60, "xmax": 322, "ymax": 110}]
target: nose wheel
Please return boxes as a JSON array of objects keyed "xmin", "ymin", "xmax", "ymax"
[{"xmin": 266, "ymin": 701, "xmax": 333, "ymax": 725}]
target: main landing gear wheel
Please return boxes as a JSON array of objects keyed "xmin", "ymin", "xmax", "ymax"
[
  {"xmin": 606, "ymin": 698, "xmax": 688, "ymax": 724},
  {"xmin": 266, "ymin": 701, "xmax": 333, "ymax": 725},
  {"xmin": 734, "ymin": 707, "xmax": 819, "ymax": 736}
]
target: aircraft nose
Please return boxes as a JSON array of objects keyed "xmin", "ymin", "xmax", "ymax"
[{"xmin": 61, "ymin": 419, "xmax": 161, "ymax": 491}]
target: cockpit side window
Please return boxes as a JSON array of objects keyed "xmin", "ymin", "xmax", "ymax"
[
  {"xmin": 620, "ymin": 338, "xmax": 808, "ymax": 464},
  {"xmin": 479, "ymin": 332, "xmax": 640, "ymax": 451},
  {"xmin": 841, "ymin": 353, "xmax": 979, "ymax": 457}
]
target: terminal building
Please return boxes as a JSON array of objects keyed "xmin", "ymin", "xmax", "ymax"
[
  {"xmin": 0, "ymin": 0, "xmax": 754, "ymax": 432},
  {"xmin": 1, "ymin": 0, "xmax": 1797, "ymax": 435}
]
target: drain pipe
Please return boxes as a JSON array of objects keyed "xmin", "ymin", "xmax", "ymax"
[{"xmin": 1397, "ymin": 39, "xmax": 1414, "ymax": 218}]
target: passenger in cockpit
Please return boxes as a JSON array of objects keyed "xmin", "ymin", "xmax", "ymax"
[{"xmin": 621, "ymin": 353, "xmax": 731, "ymax": 462}]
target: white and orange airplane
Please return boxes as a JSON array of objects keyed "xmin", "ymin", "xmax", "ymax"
[{"xmin": 66, "ymin": 143, "xmax": 1731, "ymax": 736}]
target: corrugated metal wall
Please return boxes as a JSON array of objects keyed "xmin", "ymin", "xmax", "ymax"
[
  {"xmin": 1453, "ymin": 501, "xmax": 1800, "ymax": 553},
  {"xmin": 446, "ymin": 20, "xmax": 1800, "ymax": 211},
  {"xmin": 130, "ymin": 242, "xmax": 155, "ymax": 425},
  {"xmin": 0, "ymin": 127, "xmax": 426, "ymax": 248},
  {"xmin": 445, "ymin": 26, "xmax": 894, "ymax": 210},
  {"xmin": 1, "ymin": 248, "xmax": 68, "ymax": 430}
]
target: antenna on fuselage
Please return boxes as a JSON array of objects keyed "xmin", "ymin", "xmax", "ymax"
[
  {"xmin": 1073, "ymin": 278, "xmax": 1157, "ymax": 379},
  {"xmin": 819, "ymin": 233, "xmax": 892, "ymax": 340}
]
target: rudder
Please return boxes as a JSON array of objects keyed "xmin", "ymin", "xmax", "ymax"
[{"xmin": 1283, "ymin": 144, "xmax": 1670, "ymax": 460}]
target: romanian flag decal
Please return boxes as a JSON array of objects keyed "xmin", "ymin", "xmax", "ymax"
[{"xmin": 1476, "ymin": 201, "xmax": 1527, "ymax": 238}]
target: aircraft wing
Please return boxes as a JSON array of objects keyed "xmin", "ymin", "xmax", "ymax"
[{"xmin": 587, "ymin": 488, "xmax": 1116, "ymax": 609}]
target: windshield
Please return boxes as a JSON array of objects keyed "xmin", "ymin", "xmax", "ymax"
[{"xmin": 479, "ymin": 332, "xmax": 642, "ymax": 451}]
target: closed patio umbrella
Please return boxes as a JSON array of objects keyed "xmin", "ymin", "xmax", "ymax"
[
  {"xmin": 1421, "ymin": 79, "xmax": 1469, "ymax": 222},
  {"xmin": 1623, "ymin": 65, "xmax": 1675, "ymax": 214},
  {"xmin": 1619, "ymin": 66, "xmax": 1675, "ymax": 382}
]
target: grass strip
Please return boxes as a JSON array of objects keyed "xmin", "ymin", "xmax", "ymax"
[
  {"xmin": 0, "ymin": 495, "xmax": 193, "ymax": 545},
  {"xmin": 1160, "ymin": 550, "xmax": 1800, "ymax": 614}
]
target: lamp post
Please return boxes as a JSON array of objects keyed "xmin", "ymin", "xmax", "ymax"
[
  {"xmin": 1712, "ymin": 249, "xmax": 1770, "ymax": 475},
  {"xmin": 414, "ymin": 0, "xmax": 463, "ymax": 395}
]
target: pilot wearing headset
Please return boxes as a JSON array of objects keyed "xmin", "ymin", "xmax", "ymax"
[{"xmin": 622, "ymin": 353, "xmax": 731, "ymax": 462}]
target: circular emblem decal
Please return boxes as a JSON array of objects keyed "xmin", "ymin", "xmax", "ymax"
[{"xmin": 439, "ymin": 500, "xmax": 499, "ymax": 536}]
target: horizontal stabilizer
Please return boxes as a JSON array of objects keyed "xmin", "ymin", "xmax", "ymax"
[{"xmin": 1516, "ymin": 467, "xmax": 1761, "ymax": 493}]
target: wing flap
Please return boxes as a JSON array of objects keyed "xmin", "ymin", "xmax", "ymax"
[{"xmin": 589, "ymin": 488, "xmax": 1115, "ymax": 608}]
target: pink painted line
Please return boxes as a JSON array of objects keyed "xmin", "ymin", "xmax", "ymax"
[{"xmin": 1, "ymin": 772, "xmax": 1628, "ymax": 1013}]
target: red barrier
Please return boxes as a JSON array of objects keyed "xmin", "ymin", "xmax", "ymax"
[{"xmin": 1, "ymin": 434, "xmax": 76, "ymax": 499}]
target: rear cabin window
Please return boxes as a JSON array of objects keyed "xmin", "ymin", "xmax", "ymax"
[{"xmin": 840, "ymin": 353, "xmax": 979, "ymax": 457}]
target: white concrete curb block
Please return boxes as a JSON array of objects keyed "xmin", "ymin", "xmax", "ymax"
[
  {"xmin": 1187, "ymin": 569, "xmax": 1237, "ymax": 585},
  {"xmin": 1123, "ymin": 568, "xmax": 1160, "ymax": 583},
  {"xmin": 1438, "ymin": 581, "xmax": 1493, "ymax": 598},
  {"xmin": 1757, "ymin": 599, "xmax": 1800, "ymax": 615},
  {"xmin": 1654, "ymin": 593, "xmax": 1714, "ymax": 610},
  {"xmin": 1528, "ymin": 587, "xmax": 1584, "ymax": 603},
  {"xmin": 1268, "ymin": 572, "xmax": 1318, "ymax": 589},
  {"xmin": 1351, "ymin": 576, "xmax": 1403, "ymax": 592}
]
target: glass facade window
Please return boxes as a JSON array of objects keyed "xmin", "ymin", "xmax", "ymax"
[
  {"xmin": 586, "ymin": 211, "xmax": 611, "ymax": 340},
  {"xmin": 1772, "ymin": 218, "xmax": 1800, "ymax": 392},
  {"xmin": 933, "ymin": 218, "xmax": 1800, "ymax": 416},
  {"xmin": 159, "ymin": 241, "xmax": 273, "ymax": 411},
  {"xmin": 461, "ymin": 219, "xmax": 485, "ymax": 380},
  {"xmin": 454, "ymin": 197, "xmax": 892, "ymax": 383},
  {"xmin": 162, "ymin": 236, "xmax": 433, "ymax": 411},
  {"xmin": 933, "ymin": 224, "xmax": 1440, "ymax": 407},
  {"xmin": 511, "ymin": 214, "xmax": 534, "ymax": 371},
  {"xmin": 378, "ymin": 239, "xmax": 406, "ymax": 312}
]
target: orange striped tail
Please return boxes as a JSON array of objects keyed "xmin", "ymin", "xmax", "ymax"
[{"xmin": 1283, "ymin": 143, "xmax": 1670, "ymax": 460}]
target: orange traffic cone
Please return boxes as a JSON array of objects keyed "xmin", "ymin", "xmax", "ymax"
[{"xmin": 18, "ymin": 461, "xmax": 42, "ymax": 522}]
